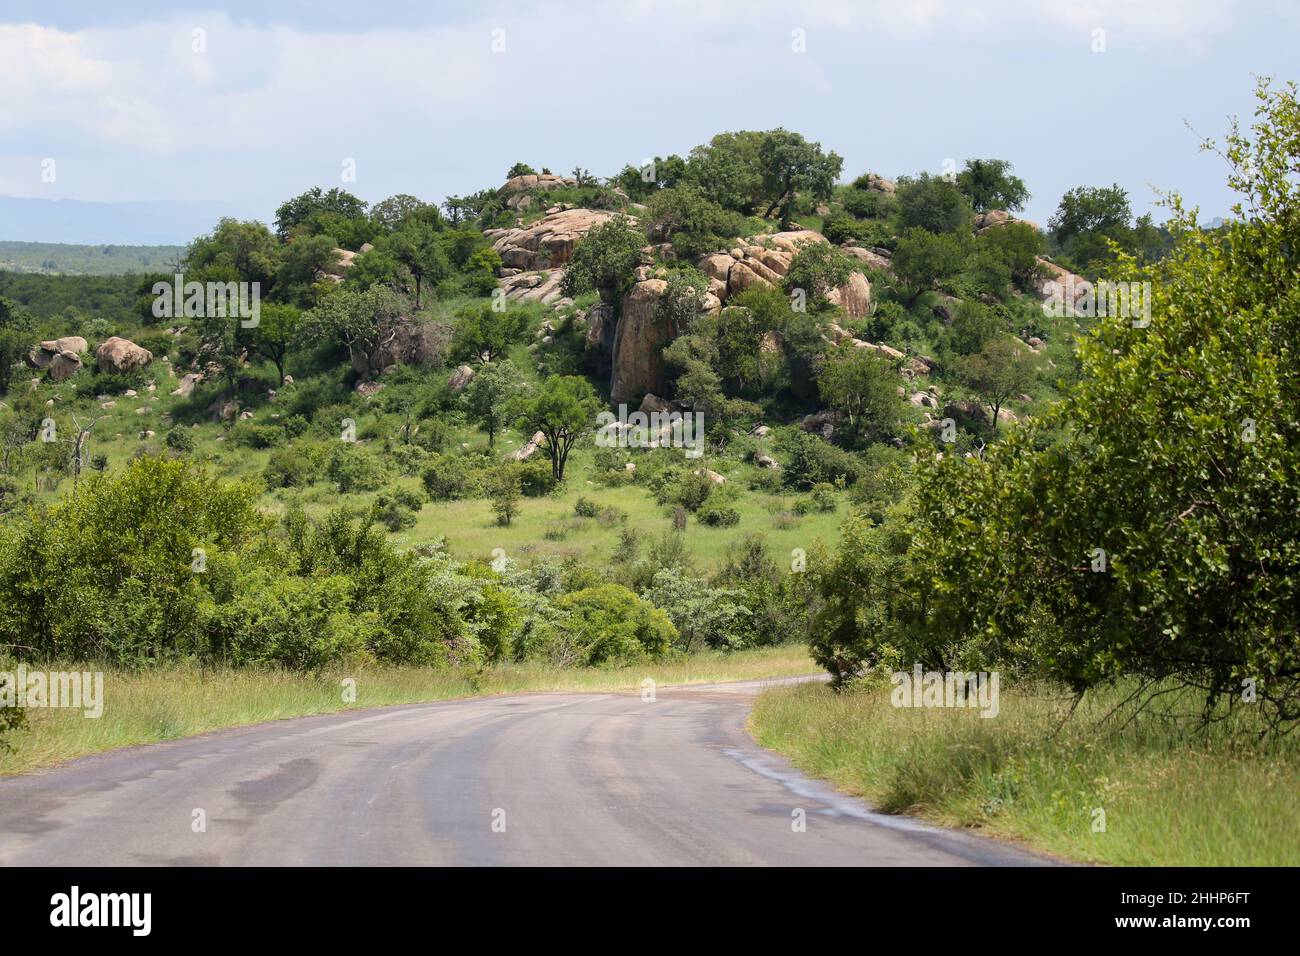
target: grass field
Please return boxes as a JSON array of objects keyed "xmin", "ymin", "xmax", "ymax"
[
  {"xmin": 0, "ymin": 645, "xmax": 814, "ymax": 777},
  {"xmin": 750, "ymin": 680, "xmax": 1300, "ymax": 866}
]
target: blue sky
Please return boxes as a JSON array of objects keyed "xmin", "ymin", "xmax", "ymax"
[{"xmin": 1, "ymin": 0, "xmax": 1296, "ymax": 238}]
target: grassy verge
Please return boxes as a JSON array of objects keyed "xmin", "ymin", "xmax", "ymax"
[
  {"xmin": 0, "ymin": 645, "xmax": 813, "ymax": 777},
  {"xmin": 750, "ymin": 680, "xmax": 1299, "ymax": 866}
]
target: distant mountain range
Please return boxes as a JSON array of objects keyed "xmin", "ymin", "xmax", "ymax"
[{"xmin": 0, "ymin": 195, "xmax": 258, "ymax": 246}]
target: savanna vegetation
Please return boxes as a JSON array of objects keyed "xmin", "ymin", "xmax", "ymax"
[{"xmin": 2, "ymin": 76, "xmax": 1296, "ymax": 867}]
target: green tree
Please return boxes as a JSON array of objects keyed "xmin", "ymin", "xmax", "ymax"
[
  {"xmin": 452, "ymin": 304, "xmax": 529, "ymax": 364},
  {"xmin": 955, "ymin": 158, "xmax": 1029, "ymax": 212},
  {"xmin": 389, "ymin": 219, "xmax": 450, "ymax": 308},
  {"xmin": 183, "ymin": 218, "xmax": 281, "ymax": 292},
  {"xmin": 559, "ymin": 215, "xmax": 644, "ymax": 302},
  {"xmin": 463, "ymin": 360, "xmax": 524, "ymax": 450},
  {"xmin": 275, "ymin": 234, "xmax": 339, "ymax": 307},
  {"xmin": 817, "ymin": 344, "xmax": 900, "ymax": 441},
  {"xmin": 370, "ymin": 194, "xmax": 430, "ymax": 232},
  {"xmin": 782, "ymin": 242, "xmax": 854, "ymax": 307},
  {"xmin": 299, "ymin": 285, "xmax": 408, "ymax": 378},
  {"xmin": 755, "ymin": 129, "xmax": 844, "ymax": 220},
  {"xmin": 275, "ymin": 187, "xmax": 368, "ymax": 239},
  {"xmin": 891, "ymin": 228, "xmax": 966, "ymax": 306},
  {"xmin": 644, "ymin": 185, "xmax": 747, "ymax": 259},
  {"xmin": 896, "ymin": 173, "xmax": 974, "ymax": 234},
  {"xmin": 488, "ymin": 467, "xmax": 522, "ymax": 526},
  {"xmin": 956, "ymin": 337, "xmax": 1039, "ymax": 429},
  {"xmin": 684, "ymin": 131, "xmax": 766, "ymax": 214},
  {"xmin": 247, "ymin": 302, "xmax": 301, "ymax": 384},
  {"xmin": 554, "ymin": 583, "xmax": 677, "ymax": 665},
  {"xmin": 516, "ymin": 375, "xmax": 602, "ymax": 482}
]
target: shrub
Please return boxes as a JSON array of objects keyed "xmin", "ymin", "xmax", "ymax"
[
  {"xmin": 164, "ymin": 427, "xmax": 195, "ymax": 453},
  {"xmin": 778, "ymin": 430, "xmax": 863, "ymax": 489},
  {"xmin": 0, "ymin": 457, "xmax": 265, "ymax": 665},
  {"xmin": 573, "ymin": 496, "xmax": 600, "ymax": 518},
  {"xmin": 326, "ymin": 444, "xmax": 390, "ymax": 493},
  {"xmin": 421, "ymin": 454, "xmax": 476, "ymax": 500},
  {"xmin": 372, "ymin": 487, "xmax": 423, "ymax": 532},
  {"xmin": 204, "ymin": 571, "xmax": 369, "ymax": 669},
  {"xmin": 264, "ymin": 442, "xmax": 327, "ymax": 488},
  {"xmin": 553, "ymin": 584, "xmax": 677, "ymax": 665},
  {"xmin": 696, "ymin": 501, "xmax": 741, "ymax": 526},
  {"xmin": 230, "ymin": 422, "xmax": 285, "ymax": 449}
]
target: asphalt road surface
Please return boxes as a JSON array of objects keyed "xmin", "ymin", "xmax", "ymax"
[{"xmin": 0, "ymin": 677, "xmax": 1052, "ymax": 866}]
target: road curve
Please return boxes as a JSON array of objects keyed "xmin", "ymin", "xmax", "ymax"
[{"xmin": 0, "ymin": 677, "xmax": 1052, "ymax": 866}]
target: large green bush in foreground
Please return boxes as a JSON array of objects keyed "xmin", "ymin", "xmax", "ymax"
[{"xmin": 814, "ymin": 79, "xmax": 1300, "ymax": 726}]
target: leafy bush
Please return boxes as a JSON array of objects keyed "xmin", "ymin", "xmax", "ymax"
[
  {"xmin": 553, "ymin": 584, "xmax": 677, "ymax": 665},
  {"xmin": 164, "ymin": 427, "xmax": 195, "ymax": 453},
  {"xmin": 422, "ymin": 453, "xmax": 476, "ymax": 500},
  {"xmin": 264, "ymin": 442, "xmax": 327, "ymax": 488},
  {"xmin": 778, "ymin": 430, "xmax": 863, "ymax": 489},
  {"xmin": 696, "ymin": 501, "xmax": 740, "ymax": 526},
  {"xmin": 0, "ymin": 457, "xmax": 264, "ymax": 665},
  {"xmin": 326, "ymin": 444, "xmax": 390, "ymax": 493},
  {"xmin": 229, "ymin": 421, "xmax": 284, "ymax": 449}
]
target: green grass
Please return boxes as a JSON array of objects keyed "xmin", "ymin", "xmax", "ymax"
[
  {"xmin": 0, "ymin": 645, "xmax": 814, "ymax": 777},
  {"xmin": 750, "ymin": 680, "xmax": 1300, "ymax": 866}
]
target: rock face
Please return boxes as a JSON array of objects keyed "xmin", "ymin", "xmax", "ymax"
[
  {"xmin": 317, "ymin": 247, "xmax": 356, "ymax": 284},
  {"xmin": 699, "ymin": 229, "xmax": 872, "ymax": 318},
  {"xmin": 498, "ymin": 173, "xmax": 577, "ymax": 196},
  {"xmin": 48, "ymin": 352, "xmax": 82, "ymax": 382},
  {"xmin": 975, "ymin": 209, "xmax": 1041, "ymax": 233},
  {"xmin": 26, "ymin": 336, "xmax": 88, "ymax": 374},
  {"xmin": 583, "ymin": 302, "xmax": 619, "ymax": 380},
  {"xmin": 448, "ymin": 364, "xmax": 476, "ymax": 391},
  {"xmin": 485, "ymin": 208, "xmax": 622, "ymax": 271},
  {"xmin": 96, "ymin": 336, "xmax": 153, "ymax": 375},
  {"xmin": 510, "ymin": 430, "xmax": 547, "ymax": 461},
  {"xmin": 842, "ymin": 245, "xmax": 893, "ymax": 272},
  {"xmin": 860, "ymin": 173, "xmax": 897, "ymax": 195},
  {"xmin": 171, "ymin": 372, "xmax": 203, "ymax": 398},
  {"xmin": 610, "ymin": 279, "xmax": 672, "ymax": 406},
  {"xmin": 498, "ymin": 269, "xmax": 566, "ymax": 305},
  {"xmin": 353, "ymin": 315, "xmax": 442, "ymax": 378},
  {"xmin": 826, "ymin": 270, "xmax": 871, "ymax": 316},
  {"xmin": 1036, "ymin": 257, "xmax": 1089, "ymax": 309}
]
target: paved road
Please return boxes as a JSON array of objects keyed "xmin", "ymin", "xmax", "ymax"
[{"xmin": 0, "ymin": 677, "xmax": 1051, "ymax": 866}]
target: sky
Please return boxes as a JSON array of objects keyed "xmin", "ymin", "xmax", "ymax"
[{"xmin": 1, "ymin": 0, "xmax": 1297, "ymax": 241}]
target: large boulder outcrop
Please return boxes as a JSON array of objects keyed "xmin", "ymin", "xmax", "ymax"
[
  {"xmin": 861, "ymin": 173, "xmax": 896, "ymax": 194},
  {"xmin": 448, "ymin": 364, "xmax": 476, "ymax": 391},
  {"xmin": 498, "ymin": 173, "xmax": 577, "ymax": 196},
  {"xmin": 610, "ymin": 279, "xmax": 672, "ymax": 406},
  {"xmin": 484, "ymin": 208, "xmax": 623, "ymax": 271},
  {"xmin": 510, "ymin": 430, "xmax": 547, "ymax": 461},
  {"xmin": 48, "ymin": 352, "xmax": 82, "ymax": 382},
  {"xmin": 26, "ymin": 336, "xmax": 88, "ymax": 373},
  {"xmin": 498, "ymin": 269, "xmax": 566, "ymax": 305},
  {"xmin": 96, "ymin": 336, "xmax": 153, "ymax": 375},
  {"xmin": 700, "ymin": 229, "xmax": 872, "ymax": 318},
  {"xmin": 316, "ymin": 247, "xmax": 356, "ymax": 284}
]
